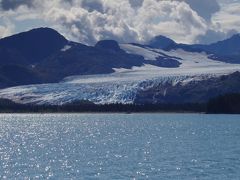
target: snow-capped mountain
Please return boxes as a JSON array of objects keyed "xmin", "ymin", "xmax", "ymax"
[{"xmin": 0, "ymin": 28, "xmax": 240, "ymax": 105}]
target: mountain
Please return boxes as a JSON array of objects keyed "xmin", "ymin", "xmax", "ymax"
[
  {"xmin": 135, "ymin": 72, "xmax": 240, "ymax": 104},
  {"xmin": 0, "ymin": 27, "xmax": 240, "ymax": 105},
  {"xmin": 203, "ymin": 34, "xmax": 240, "ymax": 56},
  {"xmin": 0, "ymin": 28, "xmax": 69, "ymax": 87},
  {"xmin": 0, "ymin": 27, "xmax": 68, "ymax": 65},
  {"xmin": 35, "ymin": 40, "xmax": 147, "ymax": 82},
  {"xmin": 148, "ymin": 35, "xmax": 176, "ymax": 49},
  {"xmin": 0, "ymin": 28, "xmax": 182, "ymax": 86},
  {"xmin": 0, "ymin": 28, "xmax": 146, "ymax": 85},
  {"xmin": 95, "ymin": 40, "xmax": 124, "ymax": 52},
  {"xmin": 159, "ymin": 34, "xmax": 240, "ymax": 63},
  {"xmin": 198, "ymin": 34, "xmax": 240, "ymax": 63},
  {"xmin": 0, "ymin": 65, "xmax": 42, "ymax": 88}
]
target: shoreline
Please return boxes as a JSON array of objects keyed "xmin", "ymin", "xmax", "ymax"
[
  {"xmin": 0, "ymin": 112, "xmax": 239, "ymax": 115},
  {"xmin": 0, "ymin": 111, "xmax": 232, "ymax": 115},
  {"xmin": 1, "ymin": 95, "xmax": 240, "ymax": 114}
]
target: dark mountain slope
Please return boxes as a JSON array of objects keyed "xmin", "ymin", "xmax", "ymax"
[
  {"xmin": 150, "ymin": 34, "xmax": 240, "ymax": 63},
  {"xmin": 0, "ymin": 28, "xmax": 70, "ymax": 87},
  {"xmin": 148, "ymin": 35, "xmax": 176, "ymax": 49},
  {"xmin": 36, "ymin": 40, "xmax": 145, "ymax": 82},
  {"xmin": 0, "ymin": 28, "xmax": 146, "ymax": 86},
  {"xmin": 0, "ymin": 27, "xmax": 68, "ymax": 65},
  {"xmin": 135, "ymin": 72, "xmax": 240, "ymax": 104},
  {"xmin": 0, "ymin": 27, "xmax": 240, "ymax": 89},
  {"xmin": 202, "ymin": 34, "xmax": 240, "ymax": 56},
  {"xmin": 0, "ymin": 65, "xmax": 42, "ymax": 88}
]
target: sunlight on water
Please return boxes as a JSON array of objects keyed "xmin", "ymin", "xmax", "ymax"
[{"xmin": 0, "ymin": 114, "xmax": 240, "ymax": 179}]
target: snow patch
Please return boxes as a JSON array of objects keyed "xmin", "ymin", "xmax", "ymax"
[
  {"xmin": 61, "ymin": 45, "xmax": 71, "ymax": 52},
  {"xmin": 120, "ymin": 44, "xmax": 160, "ymax": 60}
]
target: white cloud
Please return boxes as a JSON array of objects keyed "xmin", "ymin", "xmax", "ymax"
[
  {"xmin": 184, "ymin": 0, "xmax": 220, "ymax": 21},
  {"xmin": 0, "ymin": 0, "xmax": 239, "ymax": 44},
  {"xmin": 0, "ymin": 25, "xmax": 12, "ymax": 38},
  {"xmin": 38, "ymin": 0, "xmax": 207, "ymax": 44},
  {"xmin": 0, "ymin": 18, "xmax": 14, "ymax": 38},
  {"xmin": 213, "ymin": 2, "xmax": 240, "ymax": 32},
  {"xmin": 196, "ymin": 29, "xmax": 238, "ymax": 44}
]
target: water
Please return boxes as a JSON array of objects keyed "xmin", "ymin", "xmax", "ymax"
[{"xmin": 0, "ymin": 114, "xmax": 240, "ymax": 179}]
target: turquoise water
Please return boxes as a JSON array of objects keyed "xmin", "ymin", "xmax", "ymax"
[{"xmin": 0, "ymin": 114, "xmax": 240, "ymax": 179}]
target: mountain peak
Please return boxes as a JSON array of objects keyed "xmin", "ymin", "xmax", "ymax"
[
  {"xmin": 25, "ymin": 27, "xmax": 60, "ymax": 33},
  {"xmin": 231, "ymin": 33, "xmax": 240, "ymax": 37},
  {"xmin": 95, "ymin": 40, "xmax": 121, "ymax": 52},
  {"xmin": 228, "ymin": 33, "xmax": 240, "ymax": 41},
  {"xmin": 1, "ymin": 27, "xmax": 67, "ymax": 41},
  {"xmin": 148, "ymin": 35, "xmax": 176, "ymax": 49},
  {"xmin": 0, "ymin": 27, "xmax": 68, "ymax": 63},
  {"xmin": 205, "ymin": 33, "xmax": 240, "ymax": 56}
]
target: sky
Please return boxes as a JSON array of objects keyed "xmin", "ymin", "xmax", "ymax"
[{"xmin": 0, "ymin": 0, "xmax": 240, "ymax": 45}]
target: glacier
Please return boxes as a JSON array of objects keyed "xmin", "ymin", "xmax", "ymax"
[{"xmin": 0, "ymin": 44, "xmax": 240, "ymax": 105}]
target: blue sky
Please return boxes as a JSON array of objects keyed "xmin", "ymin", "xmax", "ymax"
[{"xmin": 0, "ymin": 0, "xmax": 240, "ymax": 45}]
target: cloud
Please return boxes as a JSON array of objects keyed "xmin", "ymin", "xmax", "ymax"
[
  {"xmin": 213, "ymin": 2, "xmax": 240, "ymax": 32},
  {"xmin": 0, "ymin": 20, "xmax": 14, "ymax": 38},
  {"xmin": 81, "ymin": 0, "xmax": 103, "ymax": 13},
  {"xmin": 0, "ymin": 25, "xmax": 11, "ymax": 38},
  {"xmin": 0, "ymin": 0, "xmax": 34, "ymax": 10},
  {"xmin": 41, "ymin": 0, "xmax": 207, "ymax": 44},
  {"xmin": 129, "ymin": 0, "xmax": 144, "ymax": 8},
  {"xmin": 184, "ymin": 0, "xmax": 220, "ymax": 21},
  {"xmin": 191, "ymin": 0, "xmax": 240, "ymax": 44},
  {"xmin": 0, "ymin": 0, "xmax": 239, "ymax": 45},
  {"xmin": 196, "ymin": 29, "xmax": 238, "ymax": 44}
]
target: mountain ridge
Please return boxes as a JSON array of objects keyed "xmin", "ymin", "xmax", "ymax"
[
  {"xmin": 0, "ymin": 27, "xmax": 240, "ymax": 105},
  {"xmin": 160, "ymin": 33, "xmax": 240, "ymax": 62}
]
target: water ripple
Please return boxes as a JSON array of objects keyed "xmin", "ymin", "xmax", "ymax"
[{"xmin": 0, "ymin": 113, "xmax": 240, "ymax": 179}]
